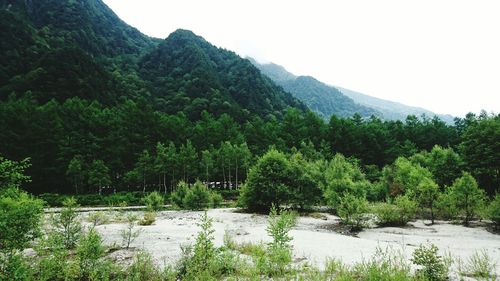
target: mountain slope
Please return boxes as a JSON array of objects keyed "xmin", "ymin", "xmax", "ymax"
[
  {"xmin": 251, "ymin": 58, "xmax": 454, "ymax": 122},
  {"xmin": 139, "ymin": 30, "xmax": 306, "ymax": 120},
  {"xmin": 249, "ymin": 58, "xmax": 380, "ymax": 119},
  {"xmin": 0, "ymin": 0, "xmax": 306, "ymax": 120},
  {"xmin": 337, "ymin": 87, "xmax": 455, "ymax": 124}
]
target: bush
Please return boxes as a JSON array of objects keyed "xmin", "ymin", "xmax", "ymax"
[
  {"xmin": 0, "ymin": 253, "xmax": 32, "ymax": 281},
  {"xmin": 337, "ymin": 193, "xmax": 369, "ymax": 230},
  {"xmin": 183, "ymin": 181, "xmax": 211, "ymax": 210},
  {"xmin": 412, "ymin": 243, "xmax": 449, "ymax": 281},
  {"xmin": 76, "ymin": 229, "xmax": 105, "ymax": 279},
  {"xmin": 459, "ymin": 250, "xmax": 497, "ymax": 280},
  {"xmin": 210, "ymin": 191, "xmax": 223, "ymax": 208},
  {"xmin": 52, "ymin": 197, "xmax": 82, "ymax": 249},
  {"xmin": 487, "ymin": 194, "xmax": 500, "ymax": 228},
  {"xmin": 374, "ymin": 195, "xmax": 417, "ymax": 226},
  {"xmin": 139, "ymin": 212, "xmax": 156, "ymax": 226},
  {"xmin": 143, "ymin": 191, "xmax": 164, "ymax": 211},
  {"xmin": 87, "ymin": 211, "xmax": 110, "ymax": 228},
  {"xmin": 127, "ymin": 251, "xmax": 164, "ymax": 281},
  {"xmin": 121, "ymin": 213, "xmax": 141, "ymax": 249},
  {"xmin": 238, "ymin": 149, "xmax": 292, "ymax": 212},
  {"xmin": 0, "ymin": 189, "xmax": 44, "ymax": 253},
  {"xmin": 171, "ymin": 181, "xmax": 189, "ymax": 208}
]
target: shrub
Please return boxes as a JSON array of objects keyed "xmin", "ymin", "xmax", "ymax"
[
  {"xmin": 52, "ymin": 197, "xmax": 82, "ymax": 249},
  {"xmin": 238, "ymin": 149, "xmax": 292, "ymax": 212},
  {"xmin": 0, "ymin": 252, "xmax": 32, "ymax": 281},
  {"xmin": 0, "ymin": 189, "xmax": 44, "ymax": 253},
  {"xmin": 412, "ymin": 243, "xmax": 449, "ymax": 281},
  {"xmin": 459, "ymin": 250, "xmax": 497, "ymax": 280},
  {"xmin": 139, "ymin": 212, "xmax": 156, "ymax": 226},
  {"xmin": 487, "ymin": 194, "xmax": 500, "ymax": 228},
  {"xmin": 171, "ymin": 181, "xmax": 189, "ymax": 208},
  {"xmin": 76, "ymin": 229, "xmax": 105, "ymax": 279},
  {"xmin": 210, "ymin": 191, "xmax": 223, "ymax": 208},
  {"xmin": 448, "ymin": 172, "xmax": 486, "ymax": 226},
  {"xmin": 265, "ymin": 206, "xmax": 297, "ymax": 276},
  {"xmin": 337, "ymin": 193, "xmax": 369, "ymax": 230},
  {"xmin": 143, "ymin": 191, "xmax": 164, "ymax": 211},
  {"xmin": 374, "ymin": 195, "xmax": 417, "ymax": 226},
  {"xmin": 127, "ymin": 251, "xmax": 164, "ymax": 281},
  {"xmin": 121, "ymin": 213, "xmax": 141, "ymax": 249},
  {"xmin": 183, "ymin": 181, "xmax": 211, "ymax": 210},
  {"xmin": 87, "ymin": 211, "xmax": 110, "ymax": 228}
]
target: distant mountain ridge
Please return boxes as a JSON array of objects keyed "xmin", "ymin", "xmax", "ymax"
[
  {"xmin": 248, "ymin": 58, "xmax": 380, "ymax": 120},
  {"xmin": 337, "ymin": 87, "xmax": 455, "ymax": 124},
  {"xmin": 250, "ymin": 58, "xmax": 454, "ymax": 123}
]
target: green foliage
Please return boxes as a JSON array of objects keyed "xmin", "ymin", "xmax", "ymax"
[
  {"xmin": 374, "ymin": 195, "xmax": 417, "ymax": 226},
  {"xmin": 127, "ymin": 251, "xmax": 165, "ymax": 281},
  {"xmin": 239, "ymin": 149, "xmax": 321, "ymax": 212},
  {"xmin": 121, "ymin": 213, "xmax": 141, "ymax": 249},
  {"xmin": 415, "ymin": 177, "xmax": 440, "ymax": 224},
  {"xmin": 210, "ymin": 191, "xmax": 223, "ymax": 208},
  {"xmin": 0, "ymin": 253, "xmax": 32, "ymax": 281},
  {"xmin": 448, "ymin": 172, "xmax": 486, "ymax": 225},
  {"xmin": 410, "ymin": 145, "xmax": 463, "ymax": 187},
  {"xmin": 0, "ymin": 189, "xmax": 44, "ymax": 252},
  {"xmin": 171, "ymin": 181, "xmax": 189, "ymax": 208},
  {"xmin": 239, "ymin": 149, "xmax": 292, "ymax": 212},
  {"xmin": 183, "ymin": 212, "xmax": 217, "ymax": 279},
  {"xmin": 337, "ymin": 193, "xmax": 369, "ymax": 230},
  {"xmin": 411, "ymin": 243, "xmax": 448, "ymax": 281},
  {"xmin": 183, "ymin": 181, "xmax": 212, "ymax": 210},
  {"xmin": 138, "ymin": 212, "xmax": 156, "ymax": 226},
  {"xmin": 143, "ymin": 191, "xmax": 164, "ymax": 211},
  {"xmin": 460, "ymin": 114, "xmax": 500, "ymax": 195},
  {"xmin": 459, "ymin": 250, "xmax": 498, "ymax": 280},
  {"xmin": 0, "ymin": 155, "xmax": 31, "ymax": 191},
  {"xmin": 52, "ymin": 197, "xmax": 82, "ymax": 249},
  {"xmin": 487, "ymin": 194, "xmax": 500, "ymax": 227},
  {"xmin": 321, "ymin": 154, "xmax": 370, "ymax": 208},
  {"xmin": 76, "ymin": 229, "xmax": 105, "ymax": 279},
  {"xmin": 382, "ymin": 156, "xmax": 434, "ymax": 197},
  {"xmin": 87, "ymin": 211, "xmax": 110, "ymax": 228},
  {"xmin": 87, "ymin": 160, "xmax": 111, "ymax": 194}
]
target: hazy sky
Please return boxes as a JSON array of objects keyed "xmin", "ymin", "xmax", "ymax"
[{"xmin": 103, "ymin": 0, "xmax": 500, "ymax": 117}]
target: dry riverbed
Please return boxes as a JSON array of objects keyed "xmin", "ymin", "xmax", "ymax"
[{"xmin": 73, "ymin": 208, "xmax": 499, "ymax": 277}]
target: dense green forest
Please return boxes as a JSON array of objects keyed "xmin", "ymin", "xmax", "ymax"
[{"xmin": 0, "ymin": 0, "xmax": 498, "ymax": 197}]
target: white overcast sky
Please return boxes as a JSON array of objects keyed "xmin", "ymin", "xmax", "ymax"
[{"xmin": 103, "ymin": 0, "xmax": 500, "ymax": 117}]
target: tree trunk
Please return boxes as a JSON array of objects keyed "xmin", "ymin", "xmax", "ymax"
[{"xmin": 163, "ymin": 172, "xmax": 167, "ymax": 194}]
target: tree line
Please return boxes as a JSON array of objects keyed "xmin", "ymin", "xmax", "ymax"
[{"xmin": 0, "ymin": 95, "xmax": 498, "ymax": 195}]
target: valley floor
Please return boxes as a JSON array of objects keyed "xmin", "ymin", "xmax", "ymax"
[{"xmin": 76, "ymin": 208, "xmax": 499, "ymax": 278}]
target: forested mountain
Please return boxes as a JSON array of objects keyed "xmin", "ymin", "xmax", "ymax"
[
  {"xmin": 0, "ymin": 0, "xmax": 497, "ymax": 197},
  {"xmin": 0, "ymin": 0, "xmax": 304, "ymax": 119},
  {"xmin": 249, "ymin": 58, "xmax": 379, "ymax": 119},
  {"xmin": 337, "ymin": 87, "xmax": 455, "ymax": 124},
  {"xmin": 250, "ymin": 59, "xmax": 454, "ymax": 123}
]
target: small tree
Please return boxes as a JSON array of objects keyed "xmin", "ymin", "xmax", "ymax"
[
  {"xmin": 171, "ymin": 181, "xmax": 189, "ymax": 208},
  {"xmin": 52, "ymin": 197, "xmax": 82, "ymax": 249},
  {"xmin": 416, "ymin": 177, "xmax": 440, "ymax": 224},
  {"xmin": 66, "ymin": 155, "xmax": 84, "ymax": 194},
  {"xmin": 487, "ymin": 194, "xmax": 500, "ymax": 228},
  {"xmin": 238, "ymin": 149, "xmax": 292, "ymax": 212},
  {"xmin": 121, "ymin": 213, "xmax": 141, "ymax": 249},
  {"xmin": 183, "ymin": 181, "xmax": 211, "ymax": 210},
  {"xmin": 337, "ymin": 193, "xmax": 369, "ymax": 230},
  {"xmin": 143, "ymin": 191, "xmax": 164, "ymax": 211},
  {"xmin": 77, "ymin": 229, "xmax": 105, "ymax": 278},
  {"xmin": 88, "ymin": 160, "xmax": 110, "ymax": 195},
  {"xmin": 412, "ymin": 243, "xmax": 448, "ymax": 281},
  {"xmin": 449, "ymin": 172, "xmax": 486, "ymax": 226}
]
